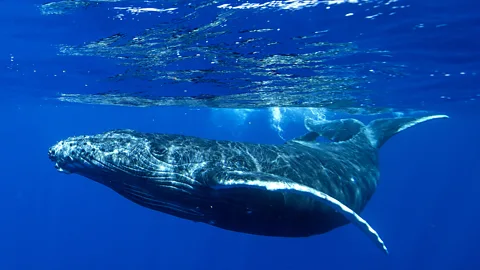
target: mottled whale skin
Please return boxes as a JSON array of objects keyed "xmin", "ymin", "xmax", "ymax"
[{"xmin": 48, "ymin": 114, "xmax": 448, "ymax": 254}]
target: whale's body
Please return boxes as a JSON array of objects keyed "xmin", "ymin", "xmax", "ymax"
[{"xmin": 48, "ymin": 115, "xmax": 447, "ymax": 254}]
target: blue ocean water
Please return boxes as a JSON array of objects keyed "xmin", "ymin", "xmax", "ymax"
[{"xmin": 1, "ymin": 0, "xmax": 479, "ymax": 269}]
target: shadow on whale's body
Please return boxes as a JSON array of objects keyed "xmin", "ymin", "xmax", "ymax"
[{"xmin": 48, "ymin": 114, "xmax": 448, "ymax": 254}]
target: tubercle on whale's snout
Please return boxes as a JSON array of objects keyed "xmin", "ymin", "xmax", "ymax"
[
  {"xmin": 48, "ymin": 143, "xmax": 70, "ymax": 174},
  {"xmin": 48, "ymin": 138, "xmax": 91, "ymax": 174},
  {"xmin": 48, "ymin": 147, "xmax": 56, "ymax": 162}
]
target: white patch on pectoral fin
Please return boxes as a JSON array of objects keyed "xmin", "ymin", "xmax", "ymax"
[{"xmin": 211, "ymin": 171, "xmax": 389, "ymax": 254}]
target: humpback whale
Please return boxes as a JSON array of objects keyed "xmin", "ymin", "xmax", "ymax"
[{"xmin": 48, "ymin": 114, "xmax": 448, "ymax": 254}]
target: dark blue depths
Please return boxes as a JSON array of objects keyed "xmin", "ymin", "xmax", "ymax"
[{"xmin": 0, "ymin": 103, "xmax": 478, "ymax": 270}]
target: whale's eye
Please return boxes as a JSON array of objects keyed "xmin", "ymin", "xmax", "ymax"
[
  {"xmin": 154, "ymin": 148, "xmax": 168, "ymax": 156},
  {"xmin": 151, "ymin": 145, "xmax": 169, "ymax": 159}
]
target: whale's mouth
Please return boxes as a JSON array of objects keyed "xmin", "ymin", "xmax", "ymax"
[
  {"xmin": 48, "ymin": 141, "xmax": 99, "ymax": 175},
  {"xmin": 51, "ymin": 157, "xmax": 93, "ymax": 175},
  {"xmin": 54, "ymin": 163, "xmax": 72, "ymax": 174},
  {"xmin": 49, "ymin": 146, "xmax": 72, "ymax": 174}
]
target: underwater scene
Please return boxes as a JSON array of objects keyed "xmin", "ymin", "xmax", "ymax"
[{"xmin": 1, "ymin": 0, "xmax": 479, "ymax": 269}]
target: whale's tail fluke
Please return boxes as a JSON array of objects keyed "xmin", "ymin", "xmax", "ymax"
[
  {"xmin": 363, "ymin": 114, "xmax": 449, "ymax": 149},
  {"xmin": 304, "ymin": 114, "xmax": 449, "ymax": 149}
]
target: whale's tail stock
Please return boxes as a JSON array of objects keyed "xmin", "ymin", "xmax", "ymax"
[
  {"xmin": 293, "ymin": 113, "xmax": 449, "ymax": 254},
  {"xmin": 304, "ymin": 114, "xmax": 449, "ymax": 148}
]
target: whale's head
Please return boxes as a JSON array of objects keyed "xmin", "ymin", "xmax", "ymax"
[
  {"xmin": 48, "ymin": 129, "xmax": 209, "ymax": 188},
  {"xmin": 48, "ymin": 129, "xmax": 216, "ymax": 219},
  {"xmin": 49, "ymin": 130, "xmax": 149, "ymax": 175}
]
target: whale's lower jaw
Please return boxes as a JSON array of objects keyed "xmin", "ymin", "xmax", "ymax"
[
  {"xmin": 115, "ymin": 187, "xmax": 207, "ymax": 221},
  {"xmin": 54, "ymin": 163, "xmax": 72, "ymax": 174}
]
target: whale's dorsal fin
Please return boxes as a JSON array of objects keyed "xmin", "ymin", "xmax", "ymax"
[
  {"xmin": 293, "ymin": 131, "xmax": 320, "ymax": 142},
  {"xmin": 208, "ymin": 171, "xmax": 388, "ymax": 255},
  {"xmin": 304, "ymin": 118, "xmax": 365, "ymax": 142}
]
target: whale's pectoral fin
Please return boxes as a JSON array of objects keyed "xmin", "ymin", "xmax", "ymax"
[
  {"xmin": 364, "ymin": 114, "xmax": 449, "ymax": 149},
  {"xmin": 208, "ymin": 171, "xmax": 389, "ymax": 255},
  {"xmin": 304, "ymin": 118, "xmax": 366, "ymax": 142}
]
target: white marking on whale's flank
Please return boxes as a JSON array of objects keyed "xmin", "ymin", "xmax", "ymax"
[
  {"xmin": 244, "ymin": 149, "xmax": 262, "ymax": 172},
  {"xmin": 212, "ymin": 177, "xmax": 389, "ymax": 254},
  {"xmin": 397, "ymin": 114, "xmax": 449, "ymax": 132}
]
